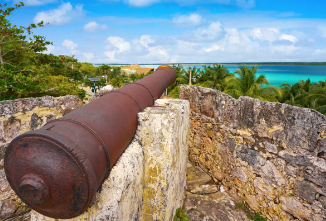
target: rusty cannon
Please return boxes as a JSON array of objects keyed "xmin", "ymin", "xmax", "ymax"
[{"xmin": 4, "ymin": 65, "xmax": 176, "ymax": 219}]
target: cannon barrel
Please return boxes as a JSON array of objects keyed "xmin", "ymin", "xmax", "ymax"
[{"xmin": 4, "ymin": 65, "xmax": 176, "ymax": 219}]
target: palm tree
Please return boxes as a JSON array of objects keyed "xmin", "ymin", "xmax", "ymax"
[
  {"xmin": 167, "ymin": 64, "xmax": 187, "ymax": 98},
  {"xmin": 294, "ymin": 79, "xmax": 326, "ymax": 112},
  {"xmin": 108, "ymin": 66, "xmax": 121, "ymax": 83},
  {"xmin": 278, "ymin": 83, "xmax": 297, "ymax": 105},
  {"xmin": 226, "ymin": 65, "xmax": 282, "ymax": 102},
  {"xmin": 98, "ymin": 64, "xmax": 111, "ymax": 82},
  {"xmin": 313, "ymin": 80, "xmax": 326, "ymax": 114},
  {"xmin": 185, "ymin": 66, "xmax": 202, "ymax": 85},
  {"xmin": 196, "ymin": 64, "xmax": 232, "ymax": 92},
  {"xmin": 111, "ymin": 73, "xmax": 129, "ymax": 88}
]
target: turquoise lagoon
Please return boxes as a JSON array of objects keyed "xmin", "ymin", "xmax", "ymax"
[{"xmin": 106, "ymin": 64, "xmax": 326, "ymax": 87}]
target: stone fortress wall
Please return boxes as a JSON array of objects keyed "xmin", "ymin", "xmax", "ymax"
[
  {"xmin": 0, "ymin": 96, "xmax": 189, "ymax": 221},
  {"xmin": 180, "ymin": 85, "xmax": 326, "ymax": 221}
]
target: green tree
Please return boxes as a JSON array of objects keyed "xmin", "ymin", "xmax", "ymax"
[
  {"xmin": 277, "ymin": 79, "xmax": 326, "ymax": 115},
  {"xmin": 167, "ymin": 64, "xmax": 187, "ymax": 98},
  {"xmin": 185, "ymin": 66, "xmax": 201, "ymax": 85},
  {"xmin": 107, "ymin": 66, "xmax": 122, "ymax": 83},
  {"xmin": 278, "ymin": 83, "xmax": 297, "ymax": 105},
  {"xmin": 79, "ymin": 62, "xmax": 97, "ymax": 77},
  {"xmin": 313, "ymin": 80, "xmax": 326, "ymax": 114},
  {"xmin": 111, "ymin": 72, "xmax": 129, "ymax": 88},
  {"xmin": 0, "ymin": 2, "xmax": 51, "ymax": 71},
  {"xmin": 130, "ymin": 73, "xmax": 147, "ymax": 82},
  {"xmin": 197, "ymin": 64, "xmax": 232, "ymax": 91},
  {"xmin": 226, "ymin": 65, "xmax": 281, "ymax": 101},
  {"xmin": 98, "ymin": 64, "xmax": 111, "ymax": 82},
  {"xmin": 292, "ymin": 79, "xmax": 326, "ymax": 112},
  {"xmin": 0, "ymin": 2, "xmax": 85, "ymax": 100}
]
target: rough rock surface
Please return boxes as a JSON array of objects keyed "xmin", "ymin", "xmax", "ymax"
[
  {"xmin": 183, "ymin": 161, "xmax": 251, "ymax": 221},
  {"xmin": 139, "ymin": 99, "xmax": 190, "ymax": 221},
  {"xmin": 180, "ymin": 85, "xmax": 326, "ymax": 221},
  {"xmin": 0, "ymin": 95, "xmax": 82, "ymax": 220}
]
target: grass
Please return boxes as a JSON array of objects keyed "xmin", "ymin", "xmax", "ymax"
[
  {"xmin": 235, "ymin": 203, "xmax": 267, "ymax": 221},
  {"xmin": 174, "ymin": 208, "xmax": 191, "ymax": 221}
]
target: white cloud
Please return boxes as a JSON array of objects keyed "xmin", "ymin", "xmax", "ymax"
[
  {"xmin": 44, "ymin": 45, "xmax": 56, "ymax": 54},
  {"xmin": 226, "ymin": 28, "xmax": 242, "ymax": 45},
  {"xmin": 127, "ymin": 0, "xmax": 160, "ymax": 7},
  {"xmin": 34, "ymin": 2, "xmax": 84, "ymax": 25},
  {"xmin": 86, "ymin": 28, "xmax": 324, "ymax": 63},
  {"xmin": 250, "ymin": 28, "xmax": 280, "ymax": 42},
  {"xmin": 61, "ymin": 9, "xmax": 326, "ymax": 63},
  {"xmin": 14, "ymin": 0, "xmax": 57, "ymax": 6},
  {"xmin": 204, "ymin": 44, "xmax": 223, "ymax": 52},
  {"xmin": 104, "ymin": 36, "xmax": 131, "ymax": 62},
  {"xmin": 83, "ymin": 21, "xmax": 108, "ymax": 32},
  {"xmin": 62, "ymin": 39, "xmax": 78, "ymax": 54},
  {"xmin": 83, "ymin": 53, "xmax": 94, "ymax": 61},
  {"xmin": 318, "ymin": 26, "xmax": 326, "ymax": 38},
  {"xmin": 236, "ymin": 0, "xmax": 255, "ymax": 9},
  {"xmin": 103, "ymin": 0, "xmax": 255, "ymax": 8},
  {"xmin": 315, "ymin": 49, "xmax": 326, "ymax": 56},
  {"xmin": 249, "ymin": 28, "xmax": 298, "ymax": 44},
  {"xmin": 139, "ymin": 35, "xmax": 155, "ymax": 47},
  {"xmin": 107, "ymin": 36, "xmax": 131, "ymax": 52},
  {"xmin": 279, "ymin": 34, "xmax": 298, "ymax": 43},
  {"xmin": 102, "ymin": 35, "xmax": 171, "ymax": 63},
  {"xmin": 173, "ymin": 13, "xmax": 203, "ymax": 27},
  {"xmin": 194, "ymin": 22, "xmax": 225, "ymax": 41}
]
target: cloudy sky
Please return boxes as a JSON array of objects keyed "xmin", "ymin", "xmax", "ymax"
[{"xmin": 6, "ymin": 0, "xmax": 326, "ymax": 64}]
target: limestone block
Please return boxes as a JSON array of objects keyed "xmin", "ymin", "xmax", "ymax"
[
  {"xmin": 261, "ymin": 161, "xmax": 286, "ymax": 186},
  {"xmin": 139, "ymin": 99, "xmax": 190, "ymax": 221},
  {"xmin": 230, "ymin": 167, "xmax": 247, "ymax": 183},
  {"xmin": 263, "ymin": 141, "xmax": 278, "ymax": 154},
  {"xmin": 253, "ymin": 177, "xmax": 275, "ymax": 200},
  {"xmin": 294, "ymin": 180, "xmax": 319, "ymax": 204},
  {"xmin": 280, "ymin": 196, "xmax": 320, "ymax": 221}
]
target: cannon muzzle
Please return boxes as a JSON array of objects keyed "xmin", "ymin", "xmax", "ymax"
[{"xmin": 4, "ymin": 65, "xmax": 176, "ymax": 219}]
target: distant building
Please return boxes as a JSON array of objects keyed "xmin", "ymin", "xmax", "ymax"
[{"xmin": 122, "ymin": 63, "xmax": 154, "ymax": 75}]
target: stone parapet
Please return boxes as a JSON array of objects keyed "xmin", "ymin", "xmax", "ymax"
[
  {"xmin": 180, "ymin": 85, "xmax": 326, "ymax": 221},
  {"xmin": 30, "ymin": 99, "xmax": 189, "ymax": 221}
]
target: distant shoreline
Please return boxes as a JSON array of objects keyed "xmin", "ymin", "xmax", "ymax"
[{"xmin": 94, "ymin": 62, "xmax": 326, "ymax": 66}]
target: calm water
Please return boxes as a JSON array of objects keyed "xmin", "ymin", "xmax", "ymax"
[
  {"xmin": 224, "ymin": 65, "xmax": 326, "ymax": 87},
  {"xmin": 104, "ymin": 64, "xmax": 326, "ymax": 87}
]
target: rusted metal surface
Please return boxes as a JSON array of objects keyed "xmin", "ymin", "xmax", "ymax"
[{"xmin": 4, "ymin": 65, "xmax": 176, "ymax": 219}]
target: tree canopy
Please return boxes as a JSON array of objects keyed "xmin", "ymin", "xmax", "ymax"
[{"xmin": 0, "ymin": 2, "xmax": 87, "ymax": 100}]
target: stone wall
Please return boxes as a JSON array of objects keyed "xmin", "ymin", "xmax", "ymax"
[
  {"xmin": 180, "ymin": 85, "xmax": 326, "ymax": 221},
  {"xmin": 0, "ymin": 98, "xmax": 190, "ymax": 221},
  {"xmin": 0, "ymin": 96, "xmax": 82, "ymax": 220}
]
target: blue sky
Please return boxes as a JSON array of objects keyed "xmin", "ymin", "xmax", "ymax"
[{"xmin": 5, "ymin": 0, "xmax": 326, "ymax": 64}]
